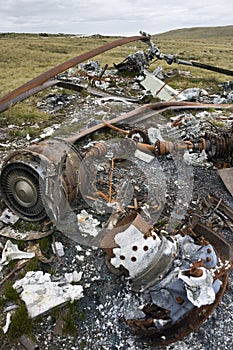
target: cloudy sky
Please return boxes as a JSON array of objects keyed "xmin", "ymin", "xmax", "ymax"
[{"xmin": 0, "ymin": 0, "xmax": 232, "ymax": 35}]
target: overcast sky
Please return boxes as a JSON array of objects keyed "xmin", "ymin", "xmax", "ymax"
[{"xmin": 0, "ymin": 0, "xmax": 232, "ymax": 35}]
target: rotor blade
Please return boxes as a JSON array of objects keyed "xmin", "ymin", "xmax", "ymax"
[
  {"xmin": 0, "ymin": 35, "xmax": 145, "ymax": 113},
  {"xmin": 190, "ymin": 61, "xmax": 233, "ymax": 77}
]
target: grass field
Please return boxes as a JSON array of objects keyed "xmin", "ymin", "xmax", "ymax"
[{"xmin": 0, "ymin": 26, "xmax": 232, "ymax": 126}]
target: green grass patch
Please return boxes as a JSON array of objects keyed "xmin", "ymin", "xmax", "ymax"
[
  {"xmin": 7, "ymin": 302, "xmax": 32, "ymax": 340},
  {"xmin": 3, "ymin": 281, "xmax": 20, "ymax": 302},
  {"xmin": 39, "ymin": 235, "xmax": 52, "ymax": 256},
  {"xmin": 25, "ymin": 256, "xmax": 41, "ymax": 272},
  {"xmin": 1, "ymin": 100, "xmax": 54, "ymax": 126},
  {"xmin": 62, "ymin": 301, "xmax": 85, "ymax": 336}
]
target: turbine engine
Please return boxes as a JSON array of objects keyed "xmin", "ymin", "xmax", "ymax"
[{"xmin": 0, "ymin": 139, "xmax": 80, "ymax": 221}]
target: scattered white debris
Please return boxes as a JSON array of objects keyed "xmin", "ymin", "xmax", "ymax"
[
  {"xmin": 182, "ymin": 87, "xmax": 208, "ymax": 101},
  {"xmin": 3, "ymin": 304, "xmax": 19, "ymax": 313},
  {"xmin": 3, "ymin": 312, "xmax": 12, "ymax": 334},
  {"xmin": 52, "ymin": 241, "xmax": 65, "ymax": 257},
  {"xmin": 0, "ymin": 208, "xmax": 19, "ymax": 225},
  {"xmin": 77, "ymin": 209, "xmax": 100, "ymax": 237},
  {"xmin": 183, "ymin": 149, "xmax": 212, "ymax": 167},
  {"xmin": 13, "ymin": 271, "xmax": 83, "ymax": 318},
  {"xmin": 94, "ymin": 81, "xmax": 110, "ymax": 90},
  {"xmin": 75, "ymin": 245, "xmax": 83, "ymax": 252},
  {"xmin": 0, "ymin": 226, "xmax": 51, "ymax": 240},
  {"xmin": 0, "ymin": 240, "xmax": 35, "ymax": 266},
  {"xmin": 67, "ymin": 67, "xmax": 77, "ymax": 76},
  {"xmin": 2, "ymin": 305, "xmax": 19, "ymax": 335},
  {"xmin": 134, "ymin": 149, "xmax": 154, "ymax": 163},
  {"xmin": 76, "ymin": 254, "xmax": 85, "ymax": 262},
  {"xmin": 40, "ymin": 124, "xmax": 60, "ymax": 139},
  {"xmin": 64, "ymin": 271, "xmax": 83, "ymax": 283},
  {"xmin": 0, "ymin": 142, "xmax": 11, "ymax": 148}
]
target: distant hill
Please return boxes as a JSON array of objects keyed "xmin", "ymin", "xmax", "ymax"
[{"xmin": 154, "ymin": 25, "xmax": 233, "ymax": 40}]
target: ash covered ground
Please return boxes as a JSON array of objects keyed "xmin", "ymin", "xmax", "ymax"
[{"xmin": 0, "ymin": 73, "xmax": 233, "ymax": 350}]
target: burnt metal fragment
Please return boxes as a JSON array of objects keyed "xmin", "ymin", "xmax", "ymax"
[
  {"xmin": 101, "ymin": 210, "xmax": 232, "ymax": 346},
  {"xmin": 205, "ymin": 193, "xmax": 233, "ymax": 224},
  {"xmin": 127, "ymin": 128, "xmax": 150, "ymax": 144}
]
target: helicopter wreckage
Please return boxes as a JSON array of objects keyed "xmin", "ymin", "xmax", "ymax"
[{"xmin": 0, "ymin": 32, "xmax": 233, "ymax": 347}]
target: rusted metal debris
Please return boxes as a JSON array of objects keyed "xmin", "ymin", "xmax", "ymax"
[
  {"xmin": 56, "ymin": 79, "xmax": 139, "ymax": 102},
  {"xmin": 0, "ymin": 101, "xmax": 232, "ymax": 223},
  {"xmin": 153, "ymin": 131, "xmax": 233, "ymax": 167},
  {"xmin": 0, "ymin": 101, "xmax": 232, "ymax": 345},
  {"xmin": 124, "ymin": 114, "xmax": 233, "ymax": 168},
  {"xmin": 0, "ymin": 33, "xmax": 233, "ymax": 347},
  {"xmin": 204, "ymin": 193, "xmax": 233, "ymax": 229},
  {"xmin": 101, "ymin": 208, "xmax": 232, "ymax": 346},
  {"xmin": 0, "ymin": 139, "xmax": 80, "ymax": 221}
]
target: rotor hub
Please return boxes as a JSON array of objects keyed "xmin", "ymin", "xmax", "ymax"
[
  {"xmin": 13, "ymin": 177, "xmax": 38, "ymax": 208},
  {"xmin": 0, "ymin": 158, "xmax": 46, "ymax": 221}
]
